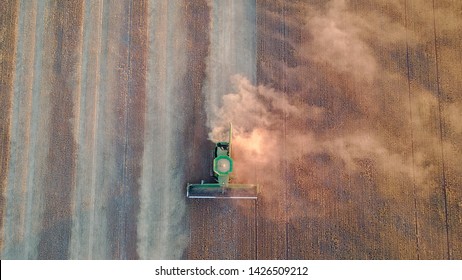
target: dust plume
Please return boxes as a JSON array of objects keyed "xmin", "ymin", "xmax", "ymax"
[
  {"xmin": 208, "ymin": 75, "xmax": 317, "ymax": 182},
  {"xmin": 207, "ymin": 74, "xmax": 423, "ymax": 209},
  {"xmin": 208, "ymin": 0, "xmax": 462, "ymax": 256}
]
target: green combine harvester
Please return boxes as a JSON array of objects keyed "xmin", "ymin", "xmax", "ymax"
[{"xmin": 187, "ymin": 124, "xmax": 259, "ymax": 199}]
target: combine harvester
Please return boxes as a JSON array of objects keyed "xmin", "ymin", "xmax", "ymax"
[{"xmin": 187, "ymin": 124, "xmax": 259, "ymax": 199}]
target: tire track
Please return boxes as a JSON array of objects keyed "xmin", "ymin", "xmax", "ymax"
[
  {"xmin": 431, "ymin": 0, "xmax": 450, "ymax": 259},
  {"xmin": 432, "ymin": 0, "xmax": 462, "ymax": 259}
]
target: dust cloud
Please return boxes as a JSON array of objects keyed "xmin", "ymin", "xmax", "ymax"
[
  {"xmin": 208, "ymin": 75, "xmax": 321, "ymax": 191},
  {"xmin": 207, "ymin": 0, "xmax": 462, "ymax": 221},
  {"xmin": 207, "ymin": 74, "xmax": 419, "ymax": 209}
]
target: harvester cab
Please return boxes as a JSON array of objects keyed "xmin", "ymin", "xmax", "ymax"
[{"xmin": 187, "ymin": 124, "xmax": 259, "ymax": 199}]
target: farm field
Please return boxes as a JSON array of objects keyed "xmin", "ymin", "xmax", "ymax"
[{"xmin": 0, "ymin": 0, "xmax": 461, "ymax": 259}]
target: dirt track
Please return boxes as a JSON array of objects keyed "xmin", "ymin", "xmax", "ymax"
[{"xmin": 1, "ymin": 0, "xmax": 461, "ymax": 259}]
